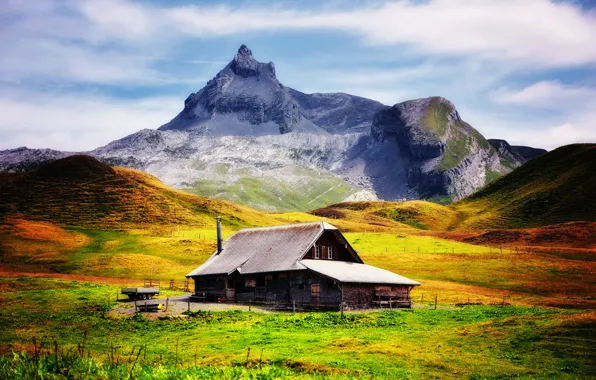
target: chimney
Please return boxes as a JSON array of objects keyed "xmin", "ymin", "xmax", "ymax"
[{"xmin": 216, "ymin": 216, "xmax": 223, "ymax": 254}]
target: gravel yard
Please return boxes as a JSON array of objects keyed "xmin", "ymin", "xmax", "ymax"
[{"xmin": 110, "ymin": 294, "xmax": 269, "ymax": 318}]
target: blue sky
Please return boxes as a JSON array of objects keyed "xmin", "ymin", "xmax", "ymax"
[{"xmin": 1, "ymin": 0, "xmax": 595, "ymax": 151}]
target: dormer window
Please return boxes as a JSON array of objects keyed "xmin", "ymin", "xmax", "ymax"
[
  {"xmin": 314, "ymin": 246, "xmax": 320, "ymax": 259},
  {"xmin": 327, "ymin": 247, "xmax": 333, "ymax": 259}
]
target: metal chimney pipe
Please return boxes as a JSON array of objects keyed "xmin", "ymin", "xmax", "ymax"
[{"xmin": 216, "ymin": 216, "xmax": 223, "ymax": 254}]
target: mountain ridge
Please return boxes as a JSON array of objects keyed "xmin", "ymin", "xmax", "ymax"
[{"xmin": 0, "ymin": 44, "xmax": 544, "ymax": 210}]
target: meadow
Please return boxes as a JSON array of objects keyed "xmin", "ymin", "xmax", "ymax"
[
  {"xmin": 1, "ymin": 153, "xmax": 595, "ymax": 378},
  {"xmin": 2, "ymin": 217, "xmax": 594, "ymax": 309},
  {"xmin": 0, "ymin": 277, "xmax": 594, "ymax": 379}
]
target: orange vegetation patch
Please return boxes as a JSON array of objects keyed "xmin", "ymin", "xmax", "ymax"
[
  {"xmin": 411, "ymin": 279, "xmax": 596, "ymax": 309},
  {"xmin": 0, "ymin": 265, "xmax": 132, "ymax": 286},
  {"xmin": 4, "ymin": 218, "xmax": 90, "ymax": 248},
  {"xmin": 428, "ymin": 222, "xmax": 596, "ymax": 250}
]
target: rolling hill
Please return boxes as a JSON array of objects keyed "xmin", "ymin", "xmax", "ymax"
[
  {"xmin": 308, "ymin": 144, "xmax": 596, "ymax": 233},
  {"xmin": 0, "ymin": 155, "xmax": 280, "ymax": 230},
  {"xmin": 452, "ymin": 143, "xmax": 596, "ymax": 229},
  {"xmin": 0, "ymin": 152, "xmax": 594, "ymax": 309}
]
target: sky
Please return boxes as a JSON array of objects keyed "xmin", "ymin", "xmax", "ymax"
[{"xmin": 1, "ymin": 0, "xmax": 596, "ymax": 151}]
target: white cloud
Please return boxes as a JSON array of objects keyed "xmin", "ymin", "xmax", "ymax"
[
  {"xmin": 0, "ymin": 90, "xmax": 182, "ymax": 151},
  {"xmin": 75, "ymin": 0, "xmax": 155, "ymax": 42},
  {"xmin": 506, "ymin": 121, "xmax": 596, "ymax": 149},
  {"xmin": 1, "ymin": 0, "xmax": 595, "ymax": 151},
  {"xmin": 162, "ymin": 0, "xmax": 596, "ymax": 68},
  {"xmin": 461, "ymin": 106, "xmax": 596, "ymax": 150},
  {"xmin": 3, "ymin": 0, "xmax": 596, "ymax": 87},
  {"xmin": 493, "ymin": 81, "xmax": 596, "ymax": 109}
]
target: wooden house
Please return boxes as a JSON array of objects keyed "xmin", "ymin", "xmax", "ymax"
[{"xmin": 186, "ymin": 220, "xmax": 420, "ymax": 309}]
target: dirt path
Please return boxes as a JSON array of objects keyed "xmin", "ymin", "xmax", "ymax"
[
  {"xmin": 110, "ymin": 295, "xmax": 269, "ymax": 318},
  {"xmin": 0, "ymin": 265, "xmax": 135, "ymax": 285}
]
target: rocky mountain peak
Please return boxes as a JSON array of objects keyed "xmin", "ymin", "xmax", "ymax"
[
  {"xmin": 229, "ymin": 44, "xmax": 275, "ymax": 78},
  {"xmin": 237, "ymin": 44, "xmax": 251, "ymax": 57}
]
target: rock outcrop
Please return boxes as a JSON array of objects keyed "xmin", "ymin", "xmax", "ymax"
[
  {"xmin": 288, "ymin": 89, "xmax": 386, "ymax": 134},
  {"xmin": 511, "ymin": 145, "xmax": 547, "ymax": 161},
  {"xmin": 371, "ymin": 97, "xmax": 504, "ymax": 200},
  {"xmin": 488, "ymin": 139, "xmax": 527, "ymax": 170}
]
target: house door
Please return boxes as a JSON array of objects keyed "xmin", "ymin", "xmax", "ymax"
[
  {"xmin": 225, "ymin": 278, "xmax": 236, "ymax": 302},
  {"xmin": 311, "ymin": 283, "xmax": 321, "ymax": 307}
]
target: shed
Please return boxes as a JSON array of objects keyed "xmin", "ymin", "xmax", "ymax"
[{"xmin": 186, "ymin": 221, "xmax": 420, "ymax": 309}]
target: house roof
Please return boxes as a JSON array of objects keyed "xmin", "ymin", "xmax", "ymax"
[
  {"xmin": 300, "ymin": 260, "xmax": 421, "ymax": 286},
  {"xmin": 186, "ymin": 222, "xmax": 340, "ymax": 277}
]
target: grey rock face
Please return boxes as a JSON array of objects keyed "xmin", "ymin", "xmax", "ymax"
[
  {"xmin": 0, "ymin": 147, "xmax": 72, "ymax": 172},
  {"xmin": 511, "ymin": 145, "xmax": 547, "ymax": 161},
  {"xmin": 287, "ymin": 88, "xmax": 386, "ymax": 134},
  {"xmin": 488, "ymin": 139, "xmax": 527, "ymax": 170},
  {"xmin": 370, "ymin": 97, "xmax": 506, "ymax": 200},
  {"xmin": 160, "ymin": 45, "xmax": 318, "ymax": 135},
  {"xmin": 372, "ymin": 97, "xmax": 452, "ymax": 159}
]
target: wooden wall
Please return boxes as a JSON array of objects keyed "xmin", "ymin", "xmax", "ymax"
[{"xmin": 302, "ymin": 230, "xmax": 358, "ymax": 262}]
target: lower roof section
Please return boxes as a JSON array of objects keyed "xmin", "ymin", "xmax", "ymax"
[{"xmin": 300, "ymin": 260, "xmax": 421, "ymax": 286}]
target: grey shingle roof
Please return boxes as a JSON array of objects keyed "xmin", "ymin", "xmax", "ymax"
[
  {"xmin": 187, "ymin": 222, "xmax": 335, "ymax": 277},
  {"xmin": 300, "ymin": 260, "xmax": 421, "ymax": 286}
]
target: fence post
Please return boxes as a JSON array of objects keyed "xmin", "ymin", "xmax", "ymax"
[
  {"xmin": 293, "ymin": 301, "xmax": 296, "ymax": 313},
  {"xmin": 134, "ymin": 300, "xmax": 137, "ymax": 313},
  {"xmin": 249, "ymin": 300, "xmax": 252, "ymax": 312},
  {"xmin": 187, "ymin": 301, "xmax": 190, "ymax": 312},
  {"xmin": 434, "ymin": 295, "xmax": 438, "ymax": 310},
  {"xmin": 421, "ymin": 293, "xmax": 424, "ymax": 305}
]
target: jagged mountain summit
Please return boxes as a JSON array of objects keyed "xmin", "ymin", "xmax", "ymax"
[
  {"xmin": 160, "ymin": 45, "xmax": 320, "ymax": 135},
  {"xmin": 160, "ymin": 45, "xmax": 384, "ymax": 136},
  {"xmin": 0, "ymin": 45, "xmax": 542, "ymax": 210}
]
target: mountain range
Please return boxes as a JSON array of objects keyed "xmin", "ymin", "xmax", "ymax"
[{"xmin": 0, "ymin": 45, "xmax": 544, "ymax": 211}]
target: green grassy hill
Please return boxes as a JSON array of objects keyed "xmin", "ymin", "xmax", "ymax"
[
  {"xmin": 453, "ymin": 144, "xmax": 596, "ymax": 229},
  {"xmin": 0, "ymin": 155, "xmax": 280, "ymax": 230}
]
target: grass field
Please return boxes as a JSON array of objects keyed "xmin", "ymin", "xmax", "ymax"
[
  {"xmin": 1, "ymin": 153, "xmax": 595, "ymax": 378},
  {"xmin": 0, "ymin": 277, "xmax": 594, "ymax": 379},
  {"xmin": 2, "ymin": 220, "xmax": 594, "ymax": 309}
]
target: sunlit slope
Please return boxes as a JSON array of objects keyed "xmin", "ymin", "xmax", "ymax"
[
  {"xmin": 310, "ymin": 200, "xmax": 459, "ymax": 230},
  {"xmin": 0, "ymin": 155, "xmax": 281, "ymax": 229},
  {"xmin": 453, "ymin": 144, "xmax": 596, "ymax": 229}
]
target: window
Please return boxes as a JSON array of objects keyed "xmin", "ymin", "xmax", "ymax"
[
  {"xmin": 245, "ymin": 279, "xmax": 256, "ymax": 288},
  {"xmin": 314, "ymin": 246, "xmax": 320, "ymax": 259},
  {"xmin": 327, "ymin": 246, "xmax": 333, "ymax": 259}
]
